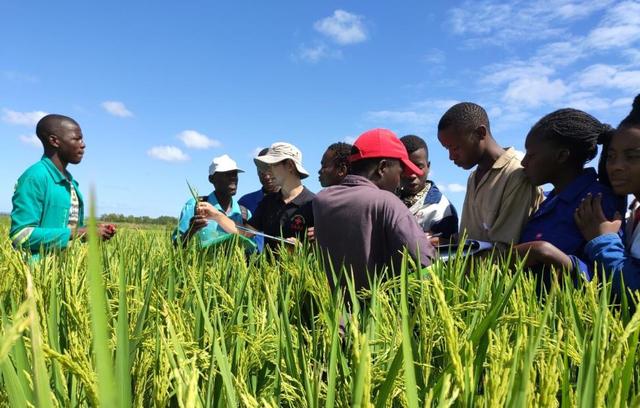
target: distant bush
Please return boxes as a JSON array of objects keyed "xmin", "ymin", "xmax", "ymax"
[{"xmin": 99, "ymin": 213, "xmax": 178, "ymax": 226}]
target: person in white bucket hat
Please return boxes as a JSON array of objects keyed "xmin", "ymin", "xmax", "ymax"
[
  {"xmin": 173, "ymin": 154, "xmax": 253, "ymax": 248},
  {"xmin": 198, "ymin": 142, "xmax": 316, "ymax": 250}
]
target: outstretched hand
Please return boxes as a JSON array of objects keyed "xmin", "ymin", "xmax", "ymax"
[
  {"xmin": 196, "ymin": 202, "xmax": 223, "ymax": 219},
  {"xmin": 574, "ymin": 193, "xmax": 623, "ymax": 241}
]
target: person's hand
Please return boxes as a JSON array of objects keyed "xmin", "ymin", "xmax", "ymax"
[
  {"xmin": 285, "ymin": 237, "xmax": 299, "ymax": 246},
  {"xmin": 196, "ymin": 202, "xmax": 223, "ymax": 220},
  {"xmin": 98, "ymin": 223, "xmax": 117, "ymax": 241},
  {"xmin": 73, "ymin": 224, "xmax": 116, "ymax": 241},
  {"xmin": 188, "ymin": 215, "xmax": 208, "ymax": 235},
  {"xmin": 574, "ymin": 193, "xmax": 623, "ymax": 241},
  {"xmin": 306, "ymin": 227, "xmax": 315, "ymax": 242}
]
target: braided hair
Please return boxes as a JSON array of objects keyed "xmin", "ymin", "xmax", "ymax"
[
  {"xmin": 528, "ymin": 108, "xmax": 614, "ymax": 187},
  {"xmin": 619, "ymin": 94, "xmax": 640, "ymax": 129},
  {"xmin": 327, "ymin": 142, "xmax": 353, "ymax": 173}
]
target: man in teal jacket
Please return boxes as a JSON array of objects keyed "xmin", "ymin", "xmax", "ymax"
[{"xmin": 10, "ymin": 114, "xmax": 115, "ymax": 254}]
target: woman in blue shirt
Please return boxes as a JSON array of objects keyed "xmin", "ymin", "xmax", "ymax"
[
  {"xmin": 575, "ymin": 95, "xmax": 640, "ymax": 297},
  {"xmin": 513, "ymin": 108, "xmax": 626, "ymax": 281}
]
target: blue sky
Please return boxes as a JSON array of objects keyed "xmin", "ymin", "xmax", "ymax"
[{"xmin": 2, "ymin": 0, "xmax": 639, "ymax": 217}]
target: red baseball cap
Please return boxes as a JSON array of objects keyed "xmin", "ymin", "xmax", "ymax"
[{"xmin": 349, "ymin": 128, "xmax": 424, "ymax": 177}]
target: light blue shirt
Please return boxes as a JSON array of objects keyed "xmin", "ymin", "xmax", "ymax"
[{"xmin": 173, "ymin": 192, "xmax": 249, "ymax": 247}]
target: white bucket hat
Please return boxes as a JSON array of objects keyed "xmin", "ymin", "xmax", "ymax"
[
  {"xmin": 209, "ymin": 154, "xmax": 244, "ymax": 175},
  {"xmin": 254, "ymin": 142, "xmax": 309, "ymax": 179}
]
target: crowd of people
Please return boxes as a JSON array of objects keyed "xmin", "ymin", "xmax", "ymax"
[{"xmin": 9, "ymin": 95, "xmax": 640, "ymax": 303}]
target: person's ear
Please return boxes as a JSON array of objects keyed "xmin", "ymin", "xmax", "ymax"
[
  {"xmin": 427, "ymin": 160, "xmax": 431, "ymax": 169},
  {"xmin": 376, "ymin": 159, "xmax": 388, "ymax": 178},
  {"xmin": 208, "ymin": 175, "xmax": 215, "ymax": 184},
  {"xmin": 48, "ymin": 134, "xmax": 60, "ymax": 148},
  {"xmin": 475, "ymin": 125, "xmax": 488, "ymax": 140},
  {"xmin": 556, "ymin": 148, "xmax": 571, "ymax": 164},
  {"xmin": 338, "ymin": 163, "xmax": 348, "ymax": 177}
]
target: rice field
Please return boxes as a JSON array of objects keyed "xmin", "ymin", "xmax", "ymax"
[{"xmin": 1, "ymin": 215, "xmax": 640, "ymax": 407}]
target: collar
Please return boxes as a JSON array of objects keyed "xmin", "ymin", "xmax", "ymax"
[
  {"xmin": 551, "ymin": 168, "xmax": 599, "ymax": 203},
  {"xmin": 41, "ymin": 155, "xmax": 77, "ymax": 185},
  {"xmin": 207, "ymin": 192, "xmax": 240, "ymax": 215},
  {"xmin": 491, "ymin": 147, "xmax": 519, "ymax": 170},
  {"xmin": 275, "ymin": 186, "xmax": 314, "ymax": 206},
  {"xmin": 340, "ymin": 174, "xmax": 379, "ymax": 189},
  {"xmin": 423, "ymin": 181, "xmax": 443, "ymax": 205}
]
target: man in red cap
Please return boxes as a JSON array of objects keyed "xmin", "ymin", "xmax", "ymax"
[{"xmin": 313, "ymin": 128, "xmax": 436, "ymax": 292}]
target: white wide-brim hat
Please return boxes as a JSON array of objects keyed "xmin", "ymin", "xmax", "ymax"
[
  {"xmin": 254, "ymin": 142, "xmax": 309, "ymax": 179},
  {"xmin": 209, "ymin": 154, "xmax": 244, "ymax": 175}
]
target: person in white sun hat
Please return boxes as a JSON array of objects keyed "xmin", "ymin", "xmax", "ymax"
[
  {"xmin": 173, "ymin": 154, "xmax": 252, "ymax": 247},
  {"xmin": 198, "ymin": 142, "xmax": 316, "ymax": 250}
]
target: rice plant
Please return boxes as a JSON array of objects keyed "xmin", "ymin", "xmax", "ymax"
[{"xmin": 1, "ymin": 218, "xmax": 640, "ymax": 407}]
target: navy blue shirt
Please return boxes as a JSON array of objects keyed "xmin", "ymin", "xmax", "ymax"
[
  {"xmin": 239, "ymin": 188, "xmax": 265, "ymax": 214},
  {"xmin": 239, "ymin": 189, "xmax": 267, "ymax": 251},
  {"xmin": 248, "ymin": 187, "xmax": 315, "ymax": 249},
  {"xmin": 520, "ymin": 168, "xmax": 626, "ymax": 277}
]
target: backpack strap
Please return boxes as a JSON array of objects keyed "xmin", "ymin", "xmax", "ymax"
[{"xmin": 239, "ymin": 205, "xmax": 249, "ymax": 223}]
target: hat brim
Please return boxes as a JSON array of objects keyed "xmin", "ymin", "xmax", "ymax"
[
  {"xmin": 400, "ymin": 158, "xmax": 424, "ymax": 178},
  {"xmin": 210, "ymin": 168, "xmax": 244, "ymax": 175},
  {"xmin": 254, "ymin": 155, "xmax": 309, "ymax": 179}
]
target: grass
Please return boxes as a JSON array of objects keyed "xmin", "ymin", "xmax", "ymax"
[{"xmin": 1, "ymin": 217, "xmax": 640, "ymax": 406}]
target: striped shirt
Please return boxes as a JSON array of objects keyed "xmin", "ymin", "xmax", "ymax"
[{"xmin": 407, "ymin": 182, "xmax": 459, "ymax": 240}]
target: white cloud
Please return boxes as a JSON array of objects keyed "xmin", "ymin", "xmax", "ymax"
[
  {"xmin": 19, "ymin": 134, "xmax": 41, "ymax": 147},
  {"xmin": 177, "ymin": 130, "xmax": 221, "ymax": 149},
  {"xmin": 2, "ymin": 109, "xmax": 48, "ymax": 126},
  {"xmin": 503, "ymin": 76, "xmax": 568, "ymax": 107},
  {"xmin": 147, "ymin": 146, "xmax": 189, "ymax": 162},
  {"xmin": 586, "ymin": 1, "xmax": 640, "ymax": 49},
  {"xmin": 423, "ymin": 49, "xmax": 446, "ymax": 64},
  {"xmin": 613, "ymin": 97, "xmax": 634, "ymax": 107},
  {"xmin": 447, "ymin": 183, "xmax": 466, "ymax": 193},
  {"xmin": 366, "ymin": 99, "xmax": 460, "ymax": 128},
  {"xmin": 344, "ymin": 135, "xmax": 357, "ymax": 144},
  {"xmin": 448, "ymin": 0, "xmax": 613, "ymax": 46},
  {"xmin": 481, "ymin": 62, "xmax": 555, "ymax": 86},
  {"xmin": 101, "ymin": 101, "xmax": 133, "ymax": 118},
  {"xmin": 314, "ymin": 10, "xmax": 367, "ymax": 45},
  {"xmin": 576, "ymin": 64, "xmax": 640, "ymax": 90},
  {"xmin": 296, "ymin": 44, "xmax": 341, "ymax": 63}
]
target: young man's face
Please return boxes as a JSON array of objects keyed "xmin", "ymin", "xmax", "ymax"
[
  {"xmin": 51, "ymin": 122, "xmax": 86, "ymax": 165},
  {"xmin": 318, "ymin": 149, "xmax": 345, "ymax": 187},
  {"xmin": 210, "ymin": 170, "xmax": 239, "ymax": 196},
  {"xmin": 437, "ymin": 126, "xmax": 482, "ymax": 170},
  {"xmin": 377, "ymin": 159, "xmax": 403, "ymax": 193},
  {"xmin": 401, "ymin": 147, "xmax": 430, "ymax": 195},
  {"xmin": 267, "ymin": 160, "xmax": 293, "ymax": 188}
]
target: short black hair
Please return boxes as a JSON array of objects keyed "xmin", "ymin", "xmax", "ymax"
[
  {"xmin": 327, "ymin": 142, "xmax": 352, "ymax": 172},
  {"xmin": 619, "ymin": 94, "xmax": 640, "ymax": 129},
  {"xmin": 438, "ymin": 102, "xmax": 490, "ymax": 133},
  {"xmin": 35, "ymin": 114, "xmax": 79, "ymax": 142},
  {"xmin": 400, "ymin": 134, "xmax": 428, "ymax": 157},
  {"xmin": 529, "ymin": 108, "xmax": 613, "ymax": 186}
]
